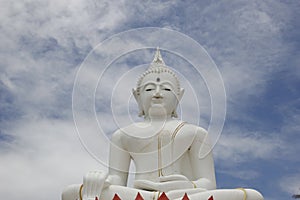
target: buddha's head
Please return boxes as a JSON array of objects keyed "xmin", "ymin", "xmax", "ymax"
[{"xmin": 133, "ymin": 49, "xmax": 184, "ymax": 119}]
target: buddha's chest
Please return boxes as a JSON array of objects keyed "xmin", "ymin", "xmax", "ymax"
[
  {"xmin": 123, "ymin": 128, "xmax": 194, "ymax": 174},
  {"xmin": 125, "ymin": 130, "xmax": 173, "ymax": 153}
]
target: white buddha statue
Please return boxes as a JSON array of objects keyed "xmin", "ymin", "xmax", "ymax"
[{"xmin": 62, "ymin": 49, "xmax": 263, "ymax": 200}]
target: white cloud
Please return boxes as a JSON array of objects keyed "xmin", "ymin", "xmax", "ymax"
[
  {"xmin": 0, "ymin": 2, "xmax": 131, "ymax": 199},
  {"xmin": 280, "ymin": 173, "xmax": 300, "ymax": 195},
  {"xmin": 0, "ymin": 118, "xmax": 108, "ymax": 200},
  {"xmin": 214, "ymin": 128, "xmax": 286, "ymax": 164},
  {"xmin": 179, "ymin": 0, "xmax": 293, "ymax": 104},
  {"xmin": 0, "ymin": 0, "xmax": 133, "ymax": 122},
  {"xmin": 218, "ymin": 169, "xmax": 260, "ymax": 181}
]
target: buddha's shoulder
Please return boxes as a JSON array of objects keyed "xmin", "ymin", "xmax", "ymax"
[
  {"xmin": 120, "ymin": 122, "xmax": 149, "ymax": 132},
  {"xmin": 180, "ymin": 122, "xmax": 208, "ymax": 140},
  {"xmin": 111, "ymin": 122, "xmax": 149, "ymax": 137},
  {"xmin": 181, "ymin": 123, "xmax": 206, "ymax": 131}
]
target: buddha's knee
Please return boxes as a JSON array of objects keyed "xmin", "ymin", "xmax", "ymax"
[
  {"xmin": 62, "ymin": 184, "xmax": 81, "ymax": 200},
  {"xmin": 245, "ymin": 189, "xmax": 264, "ymax": 200}
]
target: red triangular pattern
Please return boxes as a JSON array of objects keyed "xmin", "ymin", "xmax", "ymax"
[
  {"xmin": 95, "ymin": 197, "xmax": 99, "ymax": 200},
  {"xmin": 112, "ymin": 194, "xmax": 121, "ymax": 200},
  {"xmin": 135, "ymin": 192, "xmax": 144, "ymax": 200},
  {"xmin": 108, "ymin": 192, "xmax": 214, "ymax": 200},
  {"xmin": 182, "ymin": 193, "xmax": 190, "ymax": 200},
  {"xmin": 158, "ymin": 192, "xmax": 169, "ymax": 200}
]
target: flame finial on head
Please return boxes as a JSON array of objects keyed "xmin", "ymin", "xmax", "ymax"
[
  {"xmin": 152, "ymin": 47, "xmax": 165, "ymax": 65},
  {"xmin": 148, "ymin": 47, "xmax": 167, "ymax": 70}
]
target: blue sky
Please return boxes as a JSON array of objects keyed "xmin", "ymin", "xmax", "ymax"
[{"xmin": 0, "ymin": 1, "xmax": 299, "ymax": 200}]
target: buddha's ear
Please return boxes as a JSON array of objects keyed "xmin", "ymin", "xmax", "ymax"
[
  {"xmin": 132, "ymin": 88, "xmax": 138, "ymax": 101},
  {"xmin": 178, "ymin": 88, "xmax": 184, "ymax": 101}
]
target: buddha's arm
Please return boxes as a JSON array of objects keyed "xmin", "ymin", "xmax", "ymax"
[
  {"xmin": 107, "ymin": 130, "xmax": 131, "ymax": 186},
  {"xmin": 188, "ymin": 127, "xmax": 216, "ymax": 190},
  {"xmin": 134, "ymin": 127, "xmax": 217, "ymax": 192}
]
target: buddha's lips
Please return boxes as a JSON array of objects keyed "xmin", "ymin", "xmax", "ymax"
[
  {"xmin": 151, "ymin": 98, "xmax": 163, "ymax": 104},
  {"xmin": 153, "ymin": 95, "xmax": 163, "ymax": 99}
]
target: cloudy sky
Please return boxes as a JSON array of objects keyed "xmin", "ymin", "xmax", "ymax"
[{"xmin": 0, "ymin": 0, "xmax": 299, "ymax": 200}]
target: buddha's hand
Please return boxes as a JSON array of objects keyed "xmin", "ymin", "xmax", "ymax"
[
  {"xmin": 134, "ymin": 175, "xmax": 194, "ymax": 192},
  {"xmin": 103, "ymin": 175, "xmax": 123, "ymax": 187},
  {"xmin": 159, "ymin": 174, "xmax": 189, "ymax": 182},
  {"xmin": 158, "ymin": 175, "xmax": 196, "ymax": 192},
  {"xmin": 82, "ymin": 171, "xmax": 108, "ymax": 200},
  {"xmin": 158, "ymin": 180, "xmax": 195, "ymax": 192}
]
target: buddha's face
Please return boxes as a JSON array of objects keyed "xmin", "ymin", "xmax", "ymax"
[{"xmin": 135, "ymin": 72, "xmax": 184, "ymax": 118}]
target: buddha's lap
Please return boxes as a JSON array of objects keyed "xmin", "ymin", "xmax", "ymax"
[
  {"xmin": 100, "ymin": 185, "xmax": 263, "ymax": 200},
  {"xmin": 62, "ymin": 184, "xmax": 263, "ymax": 200}
]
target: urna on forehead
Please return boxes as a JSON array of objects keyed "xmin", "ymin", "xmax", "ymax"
[{"xmin": 136, "ymin": 48, "xmax": 181, "ymax": 95}]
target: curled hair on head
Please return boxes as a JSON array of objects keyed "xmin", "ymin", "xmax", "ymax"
[{"xmin": 135, "ymin": 48, "xmax": 181, "ymax": 96}]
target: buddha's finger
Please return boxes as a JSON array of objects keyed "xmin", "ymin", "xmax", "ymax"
[
  {"xmin": 85, "ymin": 172, "xmax": 94, "ymax": 197},
  {"xmin": 92, "ymin": 172, "xmax": 101, "ymax": 197}
]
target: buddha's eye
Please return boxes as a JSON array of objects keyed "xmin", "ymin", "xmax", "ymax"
[
  {"xmin": 144, "ymin": 85, "xmax": 155, "ymax": 91},
  {"xmin": 161, "ymin": 83, "xmax": 173, "ymax": 92}
]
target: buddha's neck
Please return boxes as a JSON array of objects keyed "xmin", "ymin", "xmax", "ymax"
[
  {"xmin": 145, "ymin": 114, "xmax": 172, "ymax": 122},
  {"xmin": 145, "ymin": 106, "xmax": 173, "ymax": 122}
]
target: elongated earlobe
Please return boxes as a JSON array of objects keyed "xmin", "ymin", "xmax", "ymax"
[
  {"xmin": 172, "ymin": 88, "xmax": 184, "ymax": 118},
  {"xmin": 132, "ymin": 88, "xmax": 144, "ymax": 117},
  {"xmin": 172, "ymin": 110, "xmax": 178, "ymax": 118},
  {"xmin": 178, "ymin": 88, "xmax": 184, "ymax": 101}
]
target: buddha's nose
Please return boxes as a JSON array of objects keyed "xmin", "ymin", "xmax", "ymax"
[{"xmin": 153, "ymin": 87, "xmax": 162, "ymax": 98}]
